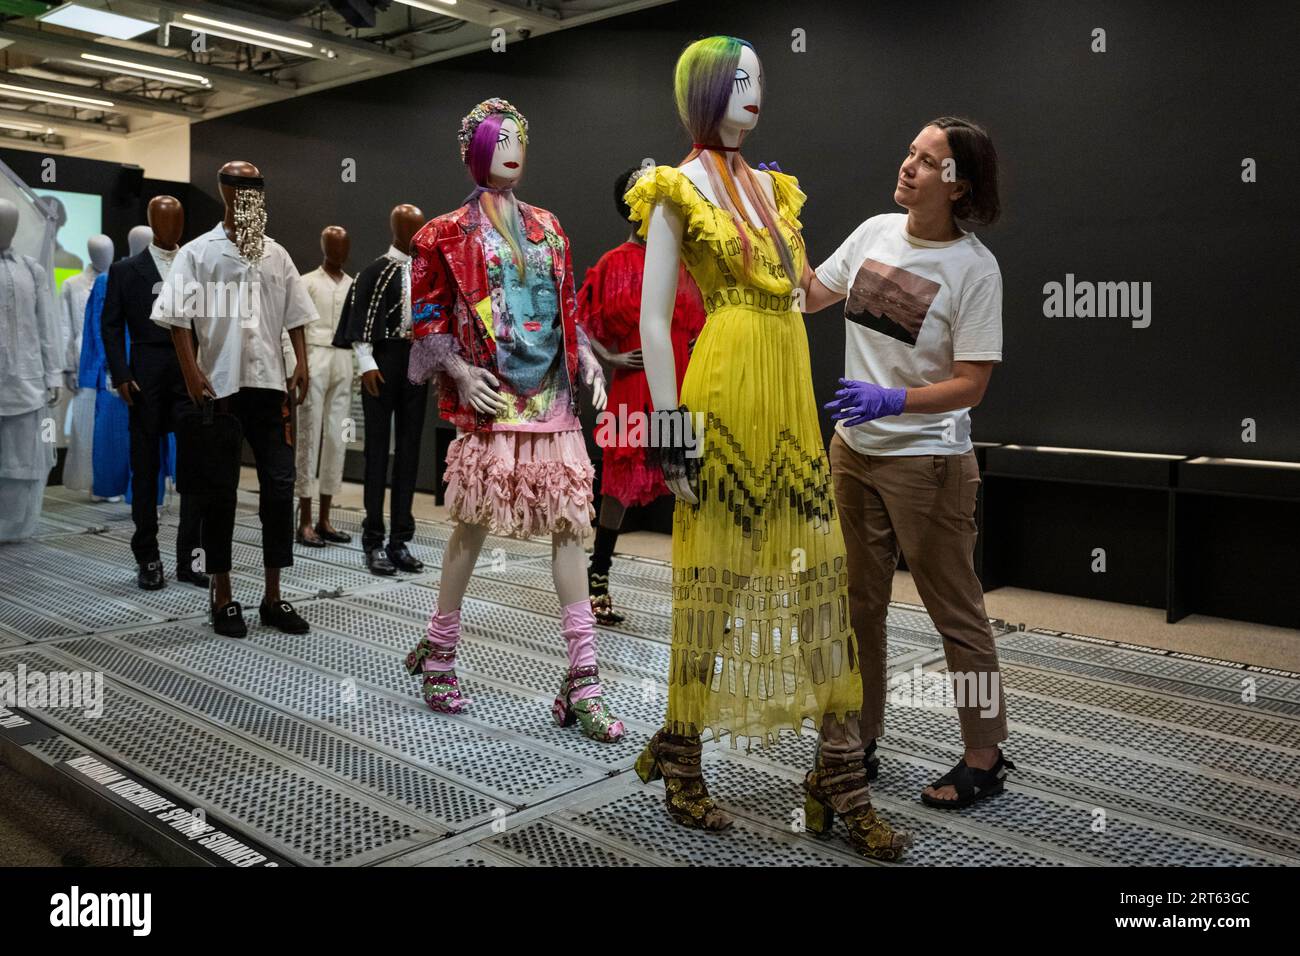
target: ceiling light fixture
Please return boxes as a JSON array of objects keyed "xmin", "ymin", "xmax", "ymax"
[
  {"xmin": 179, "ymin": 13, "xmax": 319, "ymax": 57},
  {"xmin": 392, "ymin": 0, "xmax": 459, "ymax": 12},
  {"xmin": 37, "ymin": 4, "xmax": 156, "ymax": 40},
  {"xmin": 0, "ymin": 119, "xmax": 53, "ymax": 134},
  {"xmin": 78, "ymin": 53, "xmax": 210, "ymax": 87},
  {"xmin": 0, "ymin": 82, "xmax": 115, "ymax": 111}
]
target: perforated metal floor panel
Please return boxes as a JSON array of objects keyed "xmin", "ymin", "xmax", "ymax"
[{"xmin": 1, "ymin": 488, "xmax": 1297, "ymax": 866}]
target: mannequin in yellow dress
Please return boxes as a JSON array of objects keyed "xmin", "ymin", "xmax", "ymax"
[{"xmin": 630, "ymin": 35, "xmax": 911, "ymax": 861}]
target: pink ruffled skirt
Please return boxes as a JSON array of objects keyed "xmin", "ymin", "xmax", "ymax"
[{"xmin": 444, "ymin": 429, "xmax": 595, "ymax": 540}]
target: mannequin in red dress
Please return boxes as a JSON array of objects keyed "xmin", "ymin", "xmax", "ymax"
[{"xmin": 579, "ymin": 166, "xmax": 706, "ymax": 625}]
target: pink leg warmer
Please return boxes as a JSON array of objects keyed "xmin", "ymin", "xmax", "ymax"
[
  {"xmin": 561, "ymin": 599, "xmax": 602, "ymax": 701},
  {"xmin": 422, "ymin": 606, "xmax": 462, "ymax": 673}
]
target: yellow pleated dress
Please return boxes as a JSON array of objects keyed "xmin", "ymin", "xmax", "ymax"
[{"xmin": 626, "ymin": 165, "xmax": 862, "ymax": 747}]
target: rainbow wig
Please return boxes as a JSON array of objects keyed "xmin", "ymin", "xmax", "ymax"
[
  {"xmin": 464, "ymin": 105, "xmax": 528, "ymax": 270},
  {"xmin": 674, "ymin": 36, "xmax": 797, "ymax": 282}
]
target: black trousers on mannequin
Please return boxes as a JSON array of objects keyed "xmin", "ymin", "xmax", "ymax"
[
  {"xmin": 361, "ymin": 338, "xmax": 428, "ymax": 553},
  {"xmin": 127, "ymin": 343, "xmax": 202, "ymax": 570},
  {"xmin": 199, "ymin": 388, "xmax": 296, "ymax": 576}
]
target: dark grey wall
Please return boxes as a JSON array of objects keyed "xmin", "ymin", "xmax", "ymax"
[{"xmin": 191, "ymin": 0, "xmax": 1300, "ymax": 460}]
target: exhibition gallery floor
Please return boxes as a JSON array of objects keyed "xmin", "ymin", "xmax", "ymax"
[{"xmin": 0, "ymin": 484, "xmax": 1296, "ymax": 867}]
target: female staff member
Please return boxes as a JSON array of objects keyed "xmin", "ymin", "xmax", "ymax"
[{"xmin": 804, "ymin": 117, "xmax": 1015, "ymax": 809}]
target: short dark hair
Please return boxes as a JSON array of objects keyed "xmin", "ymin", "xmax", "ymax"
[
  {"xmin": 928, "ymin": 116, "xmax": 1000, "ymax": 226},
  {"xmin": 614, "ymin": 165, "xmax": 642, "ymax": 223}
]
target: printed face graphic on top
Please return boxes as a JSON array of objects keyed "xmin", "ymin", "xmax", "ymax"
[
  {"xmin": 725, "ymin": 43, "xmax": 761, "ymax": 132},
  {"xmin": 845, "ymin": 259, "xmax": 941, "ymax": 348},
  {"xmin": 491, "ymin": 116, "xmax": 525, "ymax": 185}
]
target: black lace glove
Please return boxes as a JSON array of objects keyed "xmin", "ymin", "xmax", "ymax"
[{"xmin": 649, "ymin": 405, "xmax": 702, "ymax": 503}]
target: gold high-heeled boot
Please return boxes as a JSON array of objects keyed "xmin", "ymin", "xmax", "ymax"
[
  {"xmin": 634, "ymin": 730, "xmax": 733, "ymax": 831},
  {"xmin": 804, "ymin": 752, "xmax": 911, "ymax": 862}
]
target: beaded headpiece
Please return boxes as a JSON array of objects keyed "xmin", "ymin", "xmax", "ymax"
[
  {"xmin": 458, "ymin": 97, "xmax": 528, "ymax": 163},
  {"xmin": 220, "ymin": 171, "xmax": 266, "ymax": 263}
]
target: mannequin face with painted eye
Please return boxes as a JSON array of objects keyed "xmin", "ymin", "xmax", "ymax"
[
  {"xmin": 722, "ymin": 44, "xmax": 762, "ymax": 137},
  {"xmin": 488, "ymin": 116, "xmax": 525, "ymax": 188}
]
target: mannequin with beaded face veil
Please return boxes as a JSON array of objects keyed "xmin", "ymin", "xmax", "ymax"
[
  {"xmin": 0, "ymin": 197, "xmax": 59, "ymax": 542},
  {"xmin": 629, "ymin": 36, "xmax": 911, "ymax": 859},
  {"xmin": 401, "ymin": 98, "xmax": 620, "ymax": 744},
  {"xmin": 101, "ymin": 196, "xmax": 205, "ymax": 590},
  {"xmin": 152, "ymin": 161, "xmax": 315, "ymax": 638}
]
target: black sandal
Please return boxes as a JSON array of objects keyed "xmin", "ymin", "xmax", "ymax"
[{"xmin": 920, "ymin": 752, "xmax": 1015, "ymax": 809}]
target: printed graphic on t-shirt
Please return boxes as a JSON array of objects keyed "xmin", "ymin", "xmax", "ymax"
[{"xmin": 844, "ymin": 258, "xmax": 940, "ymax": 347}]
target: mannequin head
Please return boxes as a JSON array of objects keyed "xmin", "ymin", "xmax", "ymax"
[
  {"xmin": 672, "ymin": 36, "xmax": 794, "ymax": 282},
  {"xmin": 389, "ymin": 205, "xmax": 424, "ymax": 255},
  {"xmin": 615, "ymin": 165, "xmax": 650, "ymax": 224},
  {"xmin": 896, "ymin": 118, "xmax": 1001, "ymax": 227},
  {"xmin": 460, "ymin": 98, "xmax": 529, "ymax": 268},
  {"xmin": 147, "ymin": 194, "xmax": 184, "ymax": 250},
  {"xmin": 460, "ymin": 97, "xmax": 528, "ymax": 189},
  {"xmin": 320, "ymin": 225, "xmax": 349, "ymax": 272},
  {"xmin": 87, "ymin": 235, "xmax": 113, "ymax": 272},
  {"xmin": 0, "ymin": 198, "xmax": 17, "ymax": 251},
  {"xmin": 127, "ymin": 225, "xmax": 153, "ymax": 256},
  {"xmin": 217, "ymin": 160, "xmax": 266, "ymax": 261},
  {"xmin": 674, "ymin": 36, "xmax": 762, "ymax": 147}
]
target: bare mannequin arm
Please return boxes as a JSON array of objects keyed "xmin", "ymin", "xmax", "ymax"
[{"xmin": 638, "ymin": 199, "xmax": 697, "ymax": 504}]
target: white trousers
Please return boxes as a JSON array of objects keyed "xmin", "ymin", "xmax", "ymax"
[
  {"xmin": 295, "ymin": 344, "xmax": 354, "ymax": 500},
  {"xmin": 0, "ymin": 408, "xmax": 55, "ymax": 542}
]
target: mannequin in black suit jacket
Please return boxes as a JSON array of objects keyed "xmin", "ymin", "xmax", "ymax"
[
  {"xmin": 332, "ymin": 204, "xmax": 429, "ymax": 576},
  {"xmin": 101, "ymin": 195, "xmax": 205, "ymax": 591}
]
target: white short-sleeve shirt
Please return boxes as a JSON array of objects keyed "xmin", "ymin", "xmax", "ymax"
[
  {"xmin": 815, "ymin": 213, "xmax": 1003, "ymax": 456},
  {"xmin": 151, "ymin": 223, "xmax": 315, "ymax": 400}
]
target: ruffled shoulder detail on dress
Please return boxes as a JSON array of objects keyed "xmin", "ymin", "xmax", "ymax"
[
  {"xmin": 766, "ymin": 170, "xmax": 807, "ymax": 231},
  {"xmin": 624, "ymin": 164, "xmax": 729, "ymax": 245}
]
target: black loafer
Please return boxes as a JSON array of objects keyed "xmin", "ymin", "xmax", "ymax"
[
  {"xmin": 260, "ymin": 599, "xmax": 310, "ymax": 634},
  {"xmin": 212, "ymin": 600, "xmax": 247, "ymax": 638},
  {"xmin": 177, "ymin": 568, "xmax": 211, "ymax": 589},
  {"xmin": 386, "ymin": 542, "xmax": 424, "ymax": 573},
  {"xmin": 137, "ymin": 561, "xmax": 165, "ymax": 591},
  {"xmin": 366, "ymin": 548, "xmax": 396, "ymax": 576},
  {"xmin": 295, "ymin": 527, "xmax": 327, "ymax": 548},
  {"xmin": 315, "ymin": 524, "xmax": 352, "ymax": 544}
]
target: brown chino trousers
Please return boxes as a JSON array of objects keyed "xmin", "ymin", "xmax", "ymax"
[{"xmin": 830, "ymin": 432, "xmax": 1008, "ymax": 749}]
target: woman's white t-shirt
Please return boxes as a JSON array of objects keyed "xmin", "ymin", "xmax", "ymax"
[{"xmin": 815, "ymin": 213, "xmax": 1002, "ymax": 456}]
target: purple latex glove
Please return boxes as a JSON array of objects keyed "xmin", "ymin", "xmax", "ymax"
[{"xmin": 824, "ymin": 378, "xmax": 907, "ymax": 427}]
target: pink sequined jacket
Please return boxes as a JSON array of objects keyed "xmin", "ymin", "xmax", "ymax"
[{"xmin": 407, "ymin": 199, "xmax": 588, "ymax": 433}]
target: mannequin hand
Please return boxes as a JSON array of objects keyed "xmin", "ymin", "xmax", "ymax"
[
  {"xmin": 116, "ymin": 380, "xmax": 140, "ymax": 407},
  {"xmin": 650, "ymin": 406, "xmax": 700, "ymax": 505},
  {"xmin": 46, "ymin": 386, "xmax": 60, "ymax": 406},
  {"xmin": 287, "ymin": 364, "xmax": 309, "ymax": 406},
  {"xmin": 824, "ymin": 378, "xmax": 907, "ymax": 427},
  {"xmin": 361, "ymin": 369, "xmax": 384, "ymax": 398},
  {"xmin": 588, "ymin": 373, "xmax": 607, "ymax": 412},
  {"xmin": 63, "ymin": 371, "xmax": 78, "ymax": 392},
  {"xmin": 450, "ymin": 364, "xmax": 508, "ymax": 417},
  {"xmin": 609, "ymin": 348, "xmax": 643, "ymax": 370},
  {"xmin": 184, "ymin": 369, "xmax": 216, "ymax": 406}
]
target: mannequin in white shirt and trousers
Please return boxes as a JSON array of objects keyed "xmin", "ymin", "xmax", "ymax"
[
  {"xmin": 285, "ymin": 225, "xmax": 354, "ymax": 548},
  {"xmin": 59, "ymin": 234, "xmax": 113, "ymax": 495}
]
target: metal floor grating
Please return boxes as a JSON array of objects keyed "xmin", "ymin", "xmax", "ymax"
[{"xmin": 0, "ymin": 488, "xmax": 1297, "ymax": 866}]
